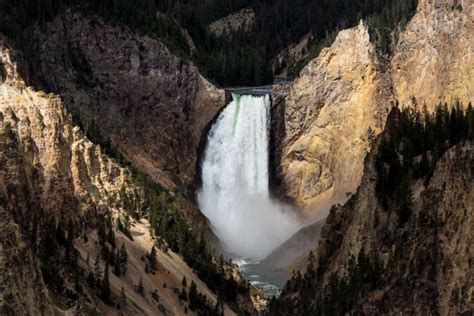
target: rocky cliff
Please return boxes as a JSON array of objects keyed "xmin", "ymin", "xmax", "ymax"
[
  {"xmin": 32, "ymin": 11, "xmax": 225, "ymax": 188},
  {"xmin": 271, "ymin": 111, "xmax": 474, "ymax": 314},
  {"xmin": 208, "ymin": 8, "xmax": 255, "ymax": 37},
  {"xmin": 0, "ymin": 36, "xmax": 243, "ymax": 316},
  {"xmin": 272, "ymin": 21, "xmax": 392, "ymax": 219},
  {"xmin": 272, "ymin": 0, "xmax": 473, "ymax": 219},
  {"xmin": 391, "ymin": 0, "xmax": 474, "ymax": 109}
]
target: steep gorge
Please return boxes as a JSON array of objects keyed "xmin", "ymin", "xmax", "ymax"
[
  {"xmin": 272, "ymin": 0, "xmax": 474, "ymax": 219},
  {"xmin": 0, "ymin": 0, "xmax": 472, "ymax": 313},
  {"xmin": 0, "ymin": 36, "xmax": 248, "ymax": 315},
  {"xmin": 32, "ymin": 11, "xmax": 225, "ymax": 188},
  {"xmin": 271, "ymin": 109, "xmax": 474, "ymax": 314}
]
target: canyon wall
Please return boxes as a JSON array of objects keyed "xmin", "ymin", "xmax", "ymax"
[
  {"xmin": 208, "ymin": 8, "xmax": 255, "ymax": 37},
  {"xmin": 273, "ymin": 0, "xmax": 474, "ymax": 218},
  {"xmin": 391, "ymin": 0, "xmax": 474, "ymax": 108},
  {"xmin": 275, "ymin": 125, "xmax": 474, "ymax": 314},
  {"xmin": 272, "ymin": 21, "xmax": 392, "ymax": 219},
  {"xmin": 33, "ymin": 12, "xmax": 225, "ymax": 188},
  {"xmin": 0, "ymin": 36, "xmax": 235, "ymax": 315}
]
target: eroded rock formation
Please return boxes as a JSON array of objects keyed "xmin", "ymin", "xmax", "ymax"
[
  {"xmin": 272, "ymin": 0, "xmax": 473, "ymax": 218},
  {"xmin": 276, "ymin": 136, "xmax": 474, "ymax": 314},
  {"xmin": 272, "ymin": 21, "xmax": 392, "ymax": 219},
  {"xmin": 208, "ymin": 8, "xmax": 255, "ymax": 37},
  {"xmin": 0, "ymin": 36, "xmax": 238, "ymax": 315},
  {"xmin": 391, "ymin": 0, "xmax": 474, "ymax": 108},
  {"xmin": 33, "ymin": 12, "xmax": 225, "ymax": 188}
]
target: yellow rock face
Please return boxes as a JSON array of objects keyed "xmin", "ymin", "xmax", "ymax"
[
  {"xmin": 276, "ymin": 22, "xmax": 393, "ymax": 219},
  {"xmin": 391, "ymin": 0, "xmax": 474, "ymax": 109},
  {"xmin": 276, "ymin": 0, "xmax": 474, "ymax": 219}
]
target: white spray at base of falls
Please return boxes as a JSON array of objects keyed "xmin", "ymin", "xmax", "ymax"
[{"xmin": 198, "ymin": 93, "xmax": 302, "ymax": 259}]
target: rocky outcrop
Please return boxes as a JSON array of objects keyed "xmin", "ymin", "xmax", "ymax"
[
  {"xmin": 273, "ymin": 33, "xmax": 314, "ymax": 77},
  {"xmin": 264, "ymin": 219, "xmax": 325, "ymax": 270},
  {"xmin": 208, "ymin": 8, "xmax": 255, "ymax": 37},
  {"xmin": 33, "ymin": 12, "xmax": 225, "ymax": 188},
  {"xmin": 391, "ymin": 0, "xmax": 474, "ymax": 109},
  {"xmin": 0, "ymin": 34, "xmax": 142, "ymax": 313},
  {"xmin": 1, "ymin": 36, "xmax": 240, "ymax": 316},
  {"xmin": 272, "ymin": 21, "xmax": 392, "ymax": 219},
  {"xmin": 272, "ymin": 0, "xmax": 474, "ymax": 218},
  {"xmin": 275, "ymin": 129, "xmax": 474, "ymax": 314},
  {"xmin": 1, "ymin": 33, "xmax": 142, "ymax": 224}
]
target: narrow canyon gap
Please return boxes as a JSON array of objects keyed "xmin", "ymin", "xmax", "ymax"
[{"xmin": 198, "ymin": 93, "xmax": 302, "ymax": 259}]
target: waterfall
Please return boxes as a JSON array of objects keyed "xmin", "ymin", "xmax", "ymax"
[{"xmin": 198, "ymin": 93, "xmax": 301, "ymax": 259}]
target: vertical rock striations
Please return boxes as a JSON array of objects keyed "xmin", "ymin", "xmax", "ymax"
[
  {"xmin": 33, "ymin": 12, "xmax": 225, "ymax": 188},
  {"xmin": 1, "ymin": 36, "xmax": 239, "ymax": 315},
  {"xmin": 272, "ymin": 21, "xmax": 393, "ymax": 219},
  {"xmin": 276, "ymin": 135, "xmax": 474, "ymax": 314},
  {"xmin": 272, "ymin": 0, "xmax": 473, "ymax": 218},
  {"xmin": 391, "ymin": 0, "xmax": 474, "ymax": 108}
]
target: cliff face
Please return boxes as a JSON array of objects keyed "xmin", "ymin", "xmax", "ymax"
[
  {"xmin": 0, "ymin": 37, "xmax": 239, "ymax": 316},
  {"xmin": 33, "ymin": 12, "xmax": 225, "ymax": 188},
  {"xmin": 1, "ymin": 34, "xmax": 141, "ymax": 228},
  {"xmin": 0, "ymin": 35, "xmax": 132, "ymax": 314},
  {"xmin": 273, "ymin": 0, "xmax": 474, "ymax": 218},
  {"xmin": 208, "ymin": 8, "xmax": 255, "ymax": 37},
  {"xmin": 391, "ymin": 0, "xmax": 474, "ymax": 108},
  {"xmin": 276, "ymin": 137, "xmax": 474, "ymax": 314},
  {"xmin": 272, "ymin": 21, "xmax": 392, "ymax": 219}
]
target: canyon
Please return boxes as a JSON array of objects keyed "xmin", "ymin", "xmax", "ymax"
[
  {"xmin": 272, "ymin": 0, "xmax": 474, "ymax": 220},
  {"xmin": 0, "ymin": 0, "xmax": 473, "ymax": 314}
]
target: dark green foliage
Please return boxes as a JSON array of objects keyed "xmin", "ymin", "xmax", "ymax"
[
  {"xmin": 117, "ymin": 215, "xmax": 133, "ymax": 240},
  {"xmin": 146, "ymin": 246, "xmax": 158, "ymax": 273},
  {"xmin": 270, "ymin": 249, "xmax": 383, "ymax": 315},
  {"xmin": 188, "ymin": 280, "xmax": 222, "ymax": 315},
  {"xmin": 114, "ymin": 243, "xmax": 128, "ymax": 277},
  {"xmin": 136, "ymin": 277, "xmax": 144, "ymax": 296},
  {"xmin": 36, "ymin": 216, "xmax": 80, "ymax": 297},
  {"xmin": 270, "ymin": 100, "xmax": 473, "ymax": 315},
  {"xmin": 101, "ymin": 262, "xmax": 112, "ymax": 304},
  {"xmin": 119, "ymin": 243, "xmax": 128, "ymax": 274},
  {"xmin": 73, "ymin": 115, "xmax": 130, "ymax": 167},
  {"xmin": 365, "ymin": 0, "xmax": 418, "ymax": 54},
  {"xmin": 0, "ymin": 0, "xmax": 418, "ymax": 87},
  {"xmin": 157, "ymin": 0, "xmax": 418, "ymax": 83},
  {"xmin": 118, "ymin": 286, "xmax": 127, "ymax": 308},
  {"xmin": 376, "ymin": 102, "xmax": 473, "ymax": 223},
  {"xmin": 133, "ymin": 170, "xmax": 248, "ymax": 312},
  {"xmin": 94, "ymin": 255, "xmax": 102, "ymax": 288}
]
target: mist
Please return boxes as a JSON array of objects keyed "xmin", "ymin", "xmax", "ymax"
[{"xmin": 198, "ymin": 93, "xmax": 302, "ymax": 259}]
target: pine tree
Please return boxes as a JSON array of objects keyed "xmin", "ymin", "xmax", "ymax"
[
  {"xmin": 108, "ymin": 226, "xmax": 116, "ymax": 248},
  {"xmin": 113, "ymin": 248, "xmax": 121, "ymax": 276},
  {"xmin": 182, "ymin": 276, "xmax": 187, "ymax": 287},
  {"xmin": 98, "ymin": 218, "xmax": 106, "ymax": 246},
  {"xmin": 137, "ymin": 277, "xmax": 144, "ymax": 296},
  {"xmin": 119, "ymin": 286, "xmax": 127, "ymax": 308},
  {"xmin": 102, "ymin": 262, "xmax": 111, "ymax": 304},
  {"xmin": 87, "ymin": 271, "xmax": 95, "ymax": 288},
  {"xmin": 120, "ymin": 243, "xmax": 128, "ymax": 275},
  {"xmin": 188, "ymin": 281, "xmax": 198, "ymax": 311},
  {"xmin": 94, "ymin": 255, "xmax": 102, "ymax": 288},
  {"xmin": 67, "ymin": 219, "xmax": 74, "ymax": 249},
  {"xmin": 148, "ymin": 246, "xmax": 157, "ymax": 272}
]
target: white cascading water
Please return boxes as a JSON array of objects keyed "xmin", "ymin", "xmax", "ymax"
[{"xmin": 198, "ymin": 93, "xmax": 301, "ymax": 259}]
